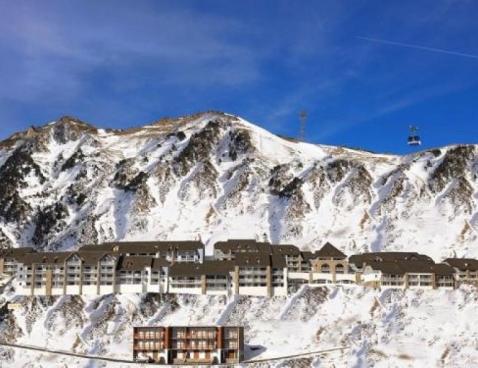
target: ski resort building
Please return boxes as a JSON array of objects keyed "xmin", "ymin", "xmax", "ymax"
[
  {"xmin": 0, "ymin": 247, "xmax": 34, "ymax": 277},
  {"xmin": 443, "ymin": 258, "xmax": 478, "ymax": 285},
  {"xmin": 0, "ymin": 240, "xmax": 476, "ymax": 297},
  {"xmin": 132, "ymin": 326, "xmax": 244, "ymax": 364}
]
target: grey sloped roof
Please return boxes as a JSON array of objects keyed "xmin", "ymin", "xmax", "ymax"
[
  {"xmin": 214, "ymin": 239, "xmax": 271, "ymax": 253},
  {"xmin": 117, "ymin": 256, "xmax": 152, "ymax": 271},
  {"xmin": 77, "ymin": 251, "xmax": 115, "ymax": 265},
  {"xmin": 366, "ymin": 260, "xmax": 455, "ymax": 276},
  {"xmin": 366, "ymin": 261, "xmax": 406, "ymax": 275},
  {"xmin": 315, "ymin": 243, "xmax": 347, "ymax": 259},
  {"xmin": 169, "ymin": 261, "xmax": 234, "ymax": 277},
  {"xmin": 79, "ymin": 241, "xmax": 204, "ymax": 253},
  {"xmin": 214, "ymin": 240, "xmax": 300, "ymax": 257},
  {"xmin": 234, "ymin": 253, "xmax": 287, "ymax": 269},
  {"xmin": 300, "ymin": 251, "xmax": 316, "ymax": 261},
  {"xmin": 399, "ymin": 260, "xmax": 437, "ymax": 274},
  {"xmin": 430, "ymin": 263, "xmax": 455, "ymax": 276},
  {"xmin": 18, "ymin": 252, "xmax": 73, "ymax": 266},
  {"xmin": 443, "ymin": 258, "xmax": 478, "ymax": 272},
  {"xmin": 235, "ymin": 253, "xmax": 270, "ymax": 267},
  {"xmin": 271, "ymin": 244, "xmax": 300, "ymax": 256},
  {"xmin": 0, "ymin": 247, "xmax": 35, "ymax": 259},
  {"xmin": 77, "ymin": 243, "xmax": 115, "ymax": 252},
  {"xmin": 151, "ymin": 257, "xmax": 170, "ymax": 269},
  {"xmin": 270, "ymin": 254, "xmax": 287, "ymax": 268},
  {"xmin": 349, "ymin": 252, "xmax": 434, "ymax": 267}
]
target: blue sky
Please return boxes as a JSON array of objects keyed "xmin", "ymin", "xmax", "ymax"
[{"xmin": 0, "ymin": 0, "xmax": 477, "ymax": 153}]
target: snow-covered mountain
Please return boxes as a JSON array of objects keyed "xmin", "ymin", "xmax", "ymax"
[
  {"xmin": 0, "ymin": 112, "xmax": 478, "ymax": 367},
  {"xmin": 0, "ymin": 111, "xmax": 477, "ymax": 259},
  {"xmin": 1, "ymin": 286, "xmax": 477, "ymax": 367}
]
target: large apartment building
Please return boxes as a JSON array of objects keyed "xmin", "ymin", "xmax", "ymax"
[
  {"xmin": 1, "ymin": 240, "xmax": 477, "ymax": 297},
  {"xmin": 133, "ymin": 326, "xmax": 244, "ymax": 364},
  {"xmin": 443, "ymin": 258, "xmax": 478, "ymax": 285},
  {"xmin": 349, "ymin": 252, "xmax": 455, "ymax": 289}
]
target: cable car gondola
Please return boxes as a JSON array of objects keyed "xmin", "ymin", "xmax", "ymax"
[{"xmin": 408, "ymin": 125, "xmax": 421, "ymax": 146}]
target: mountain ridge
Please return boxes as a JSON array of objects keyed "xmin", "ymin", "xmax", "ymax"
[{"xmin": 0, "ymin": 112, "xmax": 476, "ymax": 261}]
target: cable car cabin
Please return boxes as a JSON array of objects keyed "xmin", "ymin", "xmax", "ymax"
[
  {"xmin": 408, "ymin": 125, "xmax": 421, "ymax": 146},
  {"xmin": 408, "ymin": 135, "xmax": 421, "ymax": 146}
]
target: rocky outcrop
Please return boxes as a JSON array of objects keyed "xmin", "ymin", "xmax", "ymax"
[
  {"xmin": 174, "ymin": 120, "xmax": 223, "ymax": 176},
  {"xmin": 32, "ymin": 203, "xmax": 69, "ymax": 246},
  {"xmin": 0, "ymin": 112, "xmax": 475, "ymax": 256},
  {"xmin": 0, "ymin": 147, "xmax": 45, "ymax": 223}
]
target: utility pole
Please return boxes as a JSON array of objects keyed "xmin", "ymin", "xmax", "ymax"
[{"xmin": 299, "ymin": 111, "xmax": 307, "ymax": 141}]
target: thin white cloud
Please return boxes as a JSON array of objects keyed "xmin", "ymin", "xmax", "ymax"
[{"xmin": 357, "ymin": 36, "xmax": 478, "ymax": 60}]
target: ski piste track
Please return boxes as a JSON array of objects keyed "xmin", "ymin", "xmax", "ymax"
[{"xmin": 0, "ymin": 341, "xmax": 349, "ymax": 365}]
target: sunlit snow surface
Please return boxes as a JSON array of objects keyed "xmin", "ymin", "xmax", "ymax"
[
  {"xmin": 1, "ymin": 286, "xmax": 477, "ymax": 367},
  {"xmin": 0, "ymin": 112, "xmax": 476, "ymax": 260},
  {"xmin": 0, "ymin": 113, "xmax": 477, "ymax": 367}
]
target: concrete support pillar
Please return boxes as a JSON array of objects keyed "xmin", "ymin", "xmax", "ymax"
[
  {"xmin": 165, "ymin": 268, "xmax": 169, "ymax": 294},
  {"xmin": 113, "ymin": 263, "xmax": 117, "ymax": 294},
  {"xmin": 403, "ymin": 274, "xmax": 409, "ymax": 289},
  {"xmin": 432, "ymin": 273, "xmax": 437, "ymax": 289},
  {"xmin": 45, "ymin": 269, "xmax": 52, "ymax": 296},
  {"xmin": 79, "ymin": 262, "xmax": 83, "ymax": 295},
  {"xmin": 63, "ymin": 261, "xmax": 67, "ymax": 295},
  {"xmin": 233, "ymin": 266, "xmax": 239, "ymax": 295},
  {"xmin": 308, "ymin": 271, "xmax": 313, "ymax": 284},
  {"xmin": 31, "ymin": 264, "xmax": 36, "ymax": 296},
  {"xmin": 283, "ymin": 267, "xmax": 288, "ymax": 294},
  {"xmin": 0, "ymin": 258, "xmax": 4, "ymax": 275},
  {"xmin": 331, "ymin": 263, "xmax": 337, "ymax": 284},
  {"xmin": 96, "ymin": 261, "xmax": 101, "ymax": 295},
  {"xmin": 355, "ymin": 272, "xmax": 362, "ymax": 285},
  {"xmin": 141, "ymin": 270, "xmax": 147, "ymax": 293},
  {"xmin": 266, "ymin": 265, "xmax": 272, "ymax": 298},
  {"xmin": 201, "ymin": 274, "xmax": 207, "ymax": 295}
]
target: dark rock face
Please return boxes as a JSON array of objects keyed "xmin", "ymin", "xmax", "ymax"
[
  {"xmin": 302, "ymin": 164, "xmax": 330, "ymax": 210},
  {"xmin": 178, "ymin": 161, "xmax": 219, "ymax": 201},
  {"xmin": 174, "ymin": 120, "xmax": 222, "ymax": 176},
  {"xmin": 326, "ymin": 159, "xmax": 372, "ymax": 206},
  {"xmin": 280, "ymin": 177, "xmax": 304, "ymax": 198},
  {"xmin": 429, "ymin": 145, "xmax": 476, "ymax": 193},
  {"xmin": 269, "ymin": 164, "xmax": 294, "ymax": 195},
  {"xmin": 0, "ymin": 147, "xmax": 45, "ymax": 223},
  {"xmin": 51, "ymin": 116, "xmax": 97, "ymax": 144},
  {"xmin": 61, "ymin": 149, "xmax": 85, "ymax": 171},
  {"xmin": 0, "ymin": 112, "xmax": 476, "ymax": 252},
  {"xmin": 113, "ymin": 159, "xmax": 149, "ymax": 192},
  {"xmin": 167, "ymin": 131, "xmax": 186, "ymax": 141},
  {"xmin": 0, "ymin": 228, "xmax": 12, "ymax": 249},
  {"xmin": 428, "ymin": 145, "xmax": 476, "ymax": 213},
  {"xmin": 32, "ymin": 203, "xmax": 69, "ymax": 246},
  {"xmin": 228, "ymin": 129, "xmax": 253, "ymax": 161},
  {"xmin": 326, "ymin": 159, "xmax": 354, "ymax": 183},
  {"xmin": 152, "ymin": 165, "xmax": 175, "ymax": 204}
]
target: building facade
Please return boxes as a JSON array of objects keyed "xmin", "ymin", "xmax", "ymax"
[
  {"xmin": 133, "ymin": 326, "xmax": 244, "ymax": 364},
  {"xmin": 1, "ymin": 240, "xmax": 476, "ymax": 297},
  {"xmin": 444, "ymin": 258, "xmax": 478, "ymax": 285}
]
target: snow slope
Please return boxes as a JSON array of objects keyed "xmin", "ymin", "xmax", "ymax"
[
  {"xmin": 0, "ymin": 287, "xmax": 477, "ymax": 367},
  {"xmin": 0, "ymin": 112, "xmax": 476, "ymax": 261},
  {"xmin": 0, "ymin": 112, "xmax": 477, "ymax": 367}
]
